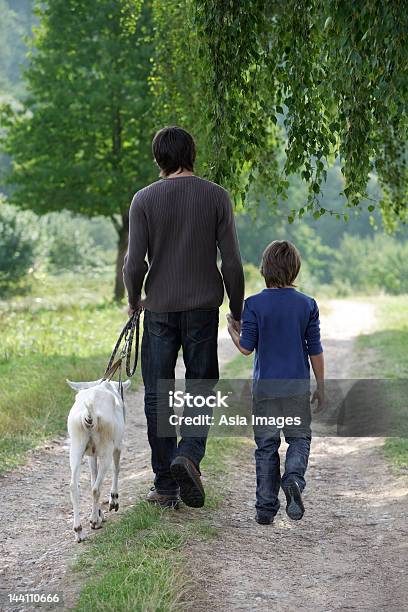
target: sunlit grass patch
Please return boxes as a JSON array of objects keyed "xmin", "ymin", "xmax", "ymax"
[{"xmin": 356, "ymin": 295, "xmax": 408, "ymax": 469}]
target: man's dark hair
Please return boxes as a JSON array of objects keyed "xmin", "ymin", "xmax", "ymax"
[
  {"xmin": 260, "ymin": 240, "xmax": 301, "ymax": 288},
  {"xmin": 152, "ymin": 126, "xmax": 196, "ymax": 176}
]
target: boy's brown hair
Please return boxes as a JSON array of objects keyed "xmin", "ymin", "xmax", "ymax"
[{"xmin": 260, "ymin": 240, "xmax": 301, "ymax": 288}]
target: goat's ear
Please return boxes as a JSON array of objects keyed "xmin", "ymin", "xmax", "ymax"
[
  {"xmin": 123, "ymin": 380, "xmax": 131, "ymax": 391},
  {"xmin": 66, "ymin": 379, "xmax": 102, "ymax": 391}
]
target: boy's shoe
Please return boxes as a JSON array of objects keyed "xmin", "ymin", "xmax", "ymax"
[
  {"xmin": 255, "ymin": 513, "xmax": 274, "ymax": 525},
  {"xmin": 146, "ymin": 487, "xmax": 180, "ymax": 509},
  {"xmin": 170, "ymin": 456, "xmax": 205, "ymax": 508},
  {"xmin": 282, "ymin": 480, "xmax": 304, "ymax": 520}
]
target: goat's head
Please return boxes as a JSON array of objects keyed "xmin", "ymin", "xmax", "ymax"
[{"xmin": 66, "ymin": 379, "xmax": 131, "ymax": 393}]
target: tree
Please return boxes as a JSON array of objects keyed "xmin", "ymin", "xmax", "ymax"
[
  {"xmin": 154, "ymin": 0, "xmax": 408, "ymax": 225},
  {"xmin": 1, "ymin": 0, "xmax": 156, "ymax": 300}
]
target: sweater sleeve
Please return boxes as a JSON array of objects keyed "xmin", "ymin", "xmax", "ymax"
[
  {"xmin": 123, "ymin": 192, "xmax": 149, "ymax": 309},
  {"xmin": 240, "ymin": 299, "xmax": 258, "ymax": 351},
  {"xmin": 216, "ymin": 190, "xmax": 245, "ymax": 321},
  {"xmin": 305, "ymin": 299, "xmax": 323, "ymax": 356}
]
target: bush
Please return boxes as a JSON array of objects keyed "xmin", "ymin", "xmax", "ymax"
[
  {"xmin": 333, "ymin": 234, "xmax": 408, "ymax": 295},
  {"xmin": 39, "ymin": 212, "xmax": 101, "ymax": 271},
  {"xmin": 0, "ymin": 200, "xmax": 38, "ymax": 294}
]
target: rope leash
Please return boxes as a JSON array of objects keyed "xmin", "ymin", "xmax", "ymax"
[{"xmin": 102, "ymin": 308, "xmax": 142, "ymax": 400}]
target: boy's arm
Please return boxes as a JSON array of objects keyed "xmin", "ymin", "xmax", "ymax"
[
  {"xmin": 227, "ymin": 319, "xmax": 253, "ymax": 355},
  {"xmin": 306, "ymin": 299, "xmax": 325, "ymax": 412},
  {"xmin": 310, "ymin": 353, "xmax": 325, "ymax": 412},
  {"xmin": 310, "ymin": 352, "xmax": 324, "ymax": 383},
  {"xmin": 226, "ymin": 300, "xmax": 257, "ymax": 356}
]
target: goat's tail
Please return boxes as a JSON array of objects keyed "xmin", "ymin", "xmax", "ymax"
[{"xmin": 81, "ymin": 400, "xmax": 96, "ymax": 430}]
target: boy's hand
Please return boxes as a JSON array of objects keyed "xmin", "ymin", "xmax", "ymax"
[
  {"xmin": 227, "ymin": 321, "xmax": 239, "ymax": 340},
  {"xmin": 226, "ymin": 313, "xmax": 241, "ymax": 333},
  {"xmin": 311, "ymin": 385, "xmax": 326, "ymax": 413}
]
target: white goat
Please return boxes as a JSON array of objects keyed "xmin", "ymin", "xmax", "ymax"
[{"xmin": 66, "ymin": 378, "xmax": 130, "ymax": 542}]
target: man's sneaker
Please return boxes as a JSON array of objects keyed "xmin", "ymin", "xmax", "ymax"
[
  {"xmin": 255, "ymin": 513, "xmax": 274, "ymax": 525},
  {"xmin": 146, "ymin": 487, "xmax": 180, "ymax": 509},
  {"xmin": 170, "ymin": 456, "xmax": 205, "ymax": 508},
  {"xmin": 282, "ymin": 480, "xmax": 304, "ymax": 520}
]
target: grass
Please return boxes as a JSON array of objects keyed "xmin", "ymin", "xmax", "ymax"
[
  {"xmin": 356, "ymin": 295, "xmax": 408, "ymax": 469},
  {"xmin": 73, "ymin": 331, "xmax": 254, "ymax": 611},
  {"xmin": 73, "ymin": 437, "xmax": 249, "ymax": 612},
  {"xmin": 0, "ymin": 266, "xmax": 258, "ymax": 474},
  {"xmin": 0, "ymin": 271, "xmax": 134, "ymax": 473}
]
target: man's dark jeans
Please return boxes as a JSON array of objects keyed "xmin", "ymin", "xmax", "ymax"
[
  {"xmin": 253, "ymin": 395, "xmax": 312, "ymax": 518},
  {"xmin": 141, "ymin": 309, "xmax": 219, "ymax": 495}
]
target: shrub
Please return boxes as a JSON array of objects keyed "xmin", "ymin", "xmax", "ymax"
[
  {"xmin": 0, "ymin": 200, "xmax": 38, "ymax": 294},
  {"xmin": 333, "ymin": 233, "xmax": 408, "ymax": 295},
  {"xmin": 39, "ymin": 212, "xmax": 100, "ymax": 271}
]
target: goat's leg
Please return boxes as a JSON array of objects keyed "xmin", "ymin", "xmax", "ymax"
[
  {"xmin": 90, "ymin": 453, "xmax": 111, "ymax": 529},
  {"xmin": 109, "ymin": 448, "xmax": 121, "ymax": 512},
  {"xmin": 88, "ymin": 455, "xmax": 97, "ymax": 487},
  {"xmin": 70, "ymin": 442, "xmax": 86, "ymax": 542}
]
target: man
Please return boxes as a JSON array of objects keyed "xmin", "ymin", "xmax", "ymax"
[{"xmin": 123, "ymin": 126, "xmax": 244, "ymax": 508}]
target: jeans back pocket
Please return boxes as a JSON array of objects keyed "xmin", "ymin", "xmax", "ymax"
[{"xmin": 186, "ymin": 309, "xmax": 219, "ymax": 344}]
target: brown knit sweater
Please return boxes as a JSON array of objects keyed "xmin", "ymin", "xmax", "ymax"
[{"xmin": 123, "ymin": 175, "xmax": 244, "ymax": 320}]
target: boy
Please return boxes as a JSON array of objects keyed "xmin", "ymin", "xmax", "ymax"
[{"xmin": 227, "ymin": 240, "xmax": 324, "ymax": 525}]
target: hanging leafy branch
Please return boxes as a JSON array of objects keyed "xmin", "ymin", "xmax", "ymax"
[{"xmin": 156, "ymin": 0, "xmax": 407, "ymax": 223}]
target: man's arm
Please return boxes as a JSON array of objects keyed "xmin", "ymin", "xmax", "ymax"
[
  {"xmin": 216, "ymin": 190, "xmax": 245, "ymax": 323},
  {"xmin": 123, "ymin": 192, "xmax": 149, "ymax": 310}
]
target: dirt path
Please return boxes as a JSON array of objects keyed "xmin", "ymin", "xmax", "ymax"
[
  {"xmin": 185, "ymin": 300, "xmax": 408, "ymax": 612},
  {"xmin": 0, "ymin": 326, "xmax": 236, "ymax": 611},
  {"xmin": 1, "ymin": 301, "xmax": 407, "ymax": 612}
]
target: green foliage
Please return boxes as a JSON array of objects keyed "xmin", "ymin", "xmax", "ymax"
[
  {"xmin": 40, "ymin": 212, "xmax": 100, "ymax": 271},
  {"xmin": 1, "ymin": 0, "xmax": 156, "ymax": 218},
  {"xmin": 0, "ymin": 202, "xmax": 116, "ymax": 292},
  {"xmin": 0, "ymin": 199, "xmax": 37, "ymax": 293},
  {"xmin": 237, "ymin": 201, "xmax": 336, "ymax": 290},
  {"xmin": 154, "ymin": 0, "xmax": 408, "ymax": 222},
  {"xmin": 332, "ymin": 234, "xmax": 408, "ymax": 295}
]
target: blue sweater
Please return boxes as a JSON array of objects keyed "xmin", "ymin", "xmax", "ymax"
[{"xmin": 240, "ymin": 288, "xmax": 323, "ymax": 384}]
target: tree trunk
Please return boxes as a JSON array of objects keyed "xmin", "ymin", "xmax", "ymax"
[{"xmin": 113, "ymin": 212, "xmax": 129, "ymax": 302}]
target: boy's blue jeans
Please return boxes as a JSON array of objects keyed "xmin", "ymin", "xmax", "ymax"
[
  {"xmin": 253, "ymin": 395, "xmax": 312, "ymax": 518},
  {"xmin": 141, "ymin": 309, "xmax": 219, "ymax": 495}
]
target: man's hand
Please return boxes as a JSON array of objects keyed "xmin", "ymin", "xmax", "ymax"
[
  {"xmin": 311, "ymin": 385, "xmax": 326, "ymax": 413},
  {"xmin": 226, "ymin": 313, "xmax": 241, "ymax": 334},
  {"xmin": 127, "ymin": 300, "xmax": 143, "ymax": 318}
]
